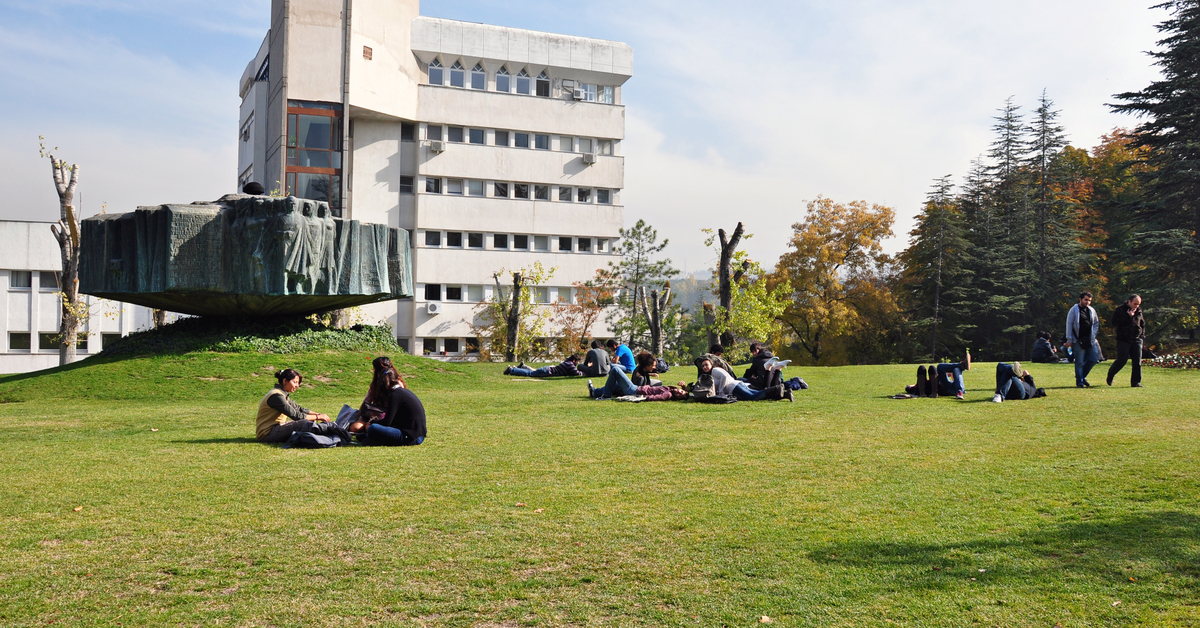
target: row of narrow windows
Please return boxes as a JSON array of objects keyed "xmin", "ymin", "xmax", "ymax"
[{"xmin": 428, "ymin": 59, "xmax": 615, "ymax": 103}]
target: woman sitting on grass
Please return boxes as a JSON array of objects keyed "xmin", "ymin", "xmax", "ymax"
[
  {"xmin": 256, "ymin": 369, "xmax": 332, "ymax": 443},
  {"xmin": 357, "ymin": 356, "xmax": 427, "ymax": 446},
  {"xmin": 587, "ymin": 360, "xmax": 689, "ymax": 401},
  {"xmin": 503, "ymin": 354, "xmax": 582, "ymax": 378}
]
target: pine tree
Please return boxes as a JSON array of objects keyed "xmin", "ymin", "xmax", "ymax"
[{"xmin": 1111, "ymin": 0, "xmax": 1200, "ymax": 328}]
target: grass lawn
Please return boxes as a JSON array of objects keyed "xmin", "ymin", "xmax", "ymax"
[{"xmin": 1, "ymin": 352, "xmax": 1198, "ymax": 626}]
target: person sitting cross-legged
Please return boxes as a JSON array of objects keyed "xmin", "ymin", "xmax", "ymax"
[
  {"xmin": 504, "ymin": 354, "xmax": 582, "ymax": 378},
  {"xmin": 991, "ymin": 361, "xmax": 1047, "ymax": 403}
]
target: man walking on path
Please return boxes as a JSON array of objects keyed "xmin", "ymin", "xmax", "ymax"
[
  {"xmin": 1066, "ymin": 291, "xmax": 1102, "ymax": 388},
  {"xmin": 1107, "ymin": 294, "xmax": 1146, "ymax": 387}
]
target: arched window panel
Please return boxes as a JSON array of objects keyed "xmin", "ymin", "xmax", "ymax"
[
  {"xmin": 428, "ymin": 58, "xmax": 443, "ymax": 86},
  {"xmin": 495, "ymin": 66, "xmax": 510, "ymax": 92},
  {"xmin": 449, "ymin": 60, "xmax": 465, "ymax": 88}
]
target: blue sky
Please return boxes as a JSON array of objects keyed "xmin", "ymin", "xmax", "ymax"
[{"xmin": 0, "ymin": 0, "xmax": 1165, "ymax": 273}]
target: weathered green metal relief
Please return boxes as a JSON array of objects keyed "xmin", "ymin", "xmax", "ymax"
[{"xmin": 80, "ymin": 195, "xmax": 412, "ymax": 316}]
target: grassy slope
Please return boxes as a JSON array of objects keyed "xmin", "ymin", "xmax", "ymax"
[{"xmin": 1, "ymin": 354, "xmax": 1197, "ymax": 627}]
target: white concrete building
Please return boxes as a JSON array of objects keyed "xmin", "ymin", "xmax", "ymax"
[
  {"xmin": 237, "ymin": 0, "xmax": 631, "ymax": 356},
  {"xmin": 0, "ymin": 221, "xmax": 160, "ymax": 374}
]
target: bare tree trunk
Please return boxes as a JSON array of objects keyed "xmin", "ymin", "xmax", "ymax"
[
  {"xmin": 48, "ymin": 157, "xmax": 81, "ymax": 366},
  {"xmin": 505, "ymin": 272, "xmax": 523, "ymax": 362},
  {"xmin": 717, "ymin": 222, "xmax": 744, "ymax": 348}
]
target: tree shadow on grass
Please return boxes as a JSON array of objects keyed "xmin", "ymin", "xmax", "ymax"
[{"xmin": 808, "ymin": 511, "xmax": 1200, "ymax": 599}]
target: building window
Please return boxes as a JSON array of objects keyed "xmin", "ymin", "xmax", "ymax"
[
  {"xmin": 494, "ymin": 234, "xmax": 509, "ymax": 249},
  {"xmin": 559, "ymin": 236, "xmax": 573, "ymax": 252},
  {"xmin": 495, "ymin": 130, "xmax": 510, "ymax": 146},
  {"xmin": 470, "ymin": 63, "xmax": 485, "ymax": 90},
  {"xmin": 447, "ymin": 232, "xmax": 463, "ymax": 247},
  {"xmin": 9, "ymin": 332, "xmax": 31, "ymax": 351},
  {"xmin": 427, "ymin": 125, "xmax": 443, "ymax": 141},
  {"xmin": 516, "ymin": 69, "xmax": 531, "ymax": 95},
  {"xmin": 559, "ymin": 135, "xmax": 574, "ymax": 152},
  {"xmin": 579, "ymin": 138, "xmax": 593, "ymax": 153},
  {"xmin": 447, "ymin": 178, "xmax": 463, "ymax": 195},
  {"xmin": 445, "ymin": 338, "xmax": 461, "ymax": 353},
  {"xmin": 468, "ymin": 233, "xmax": 484, "ymax": 248},
  {"xmin": 496, "ymin": 66, "xmax": 510, "ymax": 93},
  {"xmin": 558, "ymin": 187, "xmax": 572, "ymax": 202},
  {"xmin": 536, "ymin": 71, "xmax": 551, "ymax": 97},
  {"xmin": 400, "ymin": 176, "xmax": 415, "ymax": 194},
  {"xmin": 469, "ymin": 128, "xmax": 485, "ymax": 144},
  {"xmin": 580, "ymin": 83, "xmax": 597, "ymax": 102},
  {"xmin": 428, "ymin": 58, "xmax": 443, "ymax": 85},
  {"xmin": 424, "ymin": 284, "xmax": 442, "ymax": 300},
  {"xmin": 467, "ymin": 285, "xmax": 484, "ymax": 302},
  {"xmin": 494, "ymin": 182, "xmax": 509, "ymax": 198},
  {"xmin": 577, "ymin": 188, "xmax": 592, "ymax": 203},
  {"xmin": 401, "ymin": 123, "xmax": 415, "ymax": 141},
  {"xmin": 598, "ymin": 139, "xmax": 613, "ymax": 155},
  {"xmin": 514, "ymin": 234, "xmax": 529, "ymax": 249},
  {"xmin": 514, "ymin": 133, "xmax": 530, "ymax": 148},
  {"xmin": 449, "ymin": 60, "xmax": 465, "ymax": 87},
  {"xmin": 578, "ymin": 238, "xmax": 592, "ymax": 252},
  {"xmin": 534, "ymin": 235, "xmax": 549, "ymax": 251},
  {"xmin": 285, "ymin": 101, "xmax": 343, "ymax": 210},
  {"xmin": 9, "ymin": 271, "xmax": 32, "ymax": 288},
  {"xmin": 599, "ymin": 85, "xmax": 614, "ymax": 104},
  {"xmin": 423, "ymin": 338, "xmax": 438, "ymax": 354},
  {"xmin": 448, "ymin": 126, "xmax": 464, "ymax": 142},
  {"xmin": 535, "ymin": 134, "xmax": 549, "ymax": 150},
  {"xmin": 597, "ymin": 189, "xmax": 611, "ymax": 204},
  {"xmin": 425, "ymin": 231, "xmax": 441, "ymax": 246},
  {"xmin": 468, "ymin": 180, "xmax": 484, "ymax": 196},
  {"xmin": 534, "ymin": 185, "xmax": 549, "ymax": 200},
  {"xmin": 426, "ymin": 177, "xmax": 442, "ymax": 193},
  {"xmin": 446, "ymin": 286, "xmax": 463, "ymax": 301},
  {"xmin": 514, "ymin": 183, "xmax": 529, "ymax": 199}
]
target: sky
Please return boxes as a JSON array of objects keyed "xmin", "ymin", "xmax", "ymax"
[{"xmin": 0, "ymin": 0, "xmax": 1166, "ymax": 275}]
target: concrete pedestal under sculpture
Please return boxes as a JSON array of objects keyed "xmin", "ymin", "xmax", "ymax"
[{"xmin": 79, "ymin": 195, "xmax": 412, "ymax": 317}]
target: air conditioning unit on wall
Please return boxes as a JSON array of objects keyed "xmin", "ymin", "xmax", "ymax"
[
  {"xmin": 426, "ymin": 302, "xmax": 441, "ymax": 315},
  {"xmin": 429, "ymin": 140, "xmax": 445, "ymax": 153}
]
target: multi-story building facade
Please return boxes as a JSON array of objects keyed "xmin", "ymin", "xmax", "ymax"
[
  {"xmin": 0, "ymin": 220, "xmax": 160, "ymax": 373},
  {"xmin": 237, "ymin": 0, "xmax": 632, "ymax": 356}
]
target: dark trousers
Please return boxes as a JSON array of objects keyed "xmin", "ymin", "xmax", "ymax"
[
  {"xmin": 261, "ymin": 420, "xmax": 315, "ymax": 443},
  {"xmin": 1107, "ymin": 340, "xmax": 1142, "ymax": 385}
]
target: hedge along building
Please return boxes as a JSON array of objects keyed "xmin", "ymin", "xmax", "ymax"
[
  {"xmin": 0, "ymin": 220, "xmax": 164, "ymax": 373},
  {"xmin": 237, "ymin": 0, "xmax": 632, "ymax": 356}
]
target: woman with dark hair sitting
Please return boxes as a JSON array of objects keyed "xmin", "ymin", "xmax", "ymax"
[
  {"xmin": 358, "ymin": 356, "xmax": 427, "ymax": 446},
  {"xmin": 256, "ymin": 369, "xmax": 331, "ymax": 442}
]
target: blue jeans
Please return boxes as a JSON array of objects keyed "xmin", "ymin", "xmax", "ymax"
[
  {"xmin": 995, "ymin": 362, "xmax": 1029, "ymax": 400},
  {"xmin": 935, "ymin": 361, "xmax": 967, "ymax": 395},
  {"xmin": 731, "ymin": 383, "xmax": 766, "ymax": 401},
  {"xmin": 508, "ymin": 366, "xmax": 552, "ymax": 377},
  {"xmin": 1073, "ymin": 340, "xmax": 1100, "ymax": 385},
  {"xmin": 591, "ymin": 368, "xmax": 638, "ymax": 398},
  {"xmin": 365, "ymin": 423, "xmax": 424, "ymax": 446}
]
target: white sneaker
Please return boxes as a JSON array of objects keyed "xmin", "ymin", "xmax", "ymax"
[{"xmin": 992, "ymin": 393, "xmax": 1003, "ymax": 403}]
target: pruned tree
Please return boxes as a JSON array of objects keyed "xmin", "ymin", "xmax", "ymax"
[{"xmin": 42, "ymin": 138, "xmax": 83, "ymax": 366}]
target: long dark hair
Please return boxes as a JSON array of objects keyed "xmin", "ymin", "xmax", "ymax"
[
  {"xmin": 366, "ymin": 356, "xmax": 404, "ymax": 406},
  {"xmin": 274, "ymin": 368, "xmax": 301, "ymax": 387}
]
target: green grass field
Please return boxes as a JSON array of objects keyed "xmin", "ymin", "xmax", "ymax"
[{"xmin": 1, "ymin": 352, "xmax": 1197, "ymax": 627}]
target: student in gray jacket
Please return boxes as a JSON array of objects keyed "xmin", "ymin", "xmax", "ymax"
[{"xmin": 1065, "ymin": 291, "xmax": 1102, "ymax": 388}]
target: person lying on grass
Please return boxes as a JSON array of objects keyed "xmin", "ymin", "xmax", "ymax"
[
  {"xmin": 587, "ymin": 366, "xmax": 689, "ymax": 401},
  {"xmin": 353, "ymin": 356, "xmax": 427, "ymax": 446},
  {"xmin": 991, "ymin": 362, "xmax": 1047, "ymax": 403},
  {"xmin": 503, "ymin": 354, "xmax": 582, "ymax": 378},
  {"xmin": 697, "ymin": 357, "xmax": 792, "ymax": 402},
  {"xmin": 255, "ymin": 368, "xmax": 332, "ymax": 443}
]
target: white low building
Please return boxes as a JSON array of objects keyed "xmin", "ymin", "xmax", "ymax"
[
  {"xmin": 0, "ymin": 220, "xmax": 160, "ymax": 374},
  {"xmin": 237, "ymin": 0, "xmax": 631, "ymax": 356}
]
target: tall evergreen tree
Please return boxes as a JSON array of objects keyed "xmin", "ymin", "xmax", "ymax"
[{"xmin": 1111, "ymin": 0, "xmax": 1200, "ymax": 329}]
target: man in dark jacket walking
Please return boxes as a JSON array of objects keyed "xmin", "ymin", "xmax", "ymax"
[{"xmin": 1107, "ymin": 294, "xmax": 1146, "ymax": 387}]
